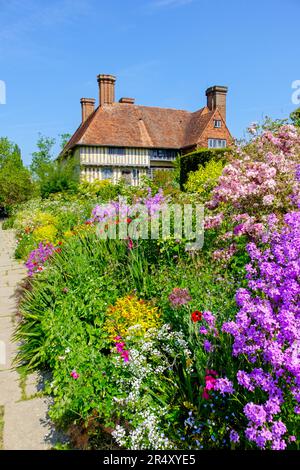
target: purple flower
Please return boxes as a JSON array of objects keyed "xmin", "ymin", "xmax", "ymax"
[
  {"xmin": 244, "ymin": 403, "xmax": 267, "ymax": 426},
  {"xmin": 271, "ymin": 421, "xmax": 287, "ymax": 438},
  {"xmin": 202, "ymin": 310, "xmax": 216, "ymax": 327},
  {"xmin": 25, "ymin": 242, "xmax": 56, "ymax": 277},
  {"xmin": 203, "ymin": 340, "xmax": 213, "ymax": 353},
  {"xmin": 199, "ymin": 326, "xmax": 208, "ymax": 335},
  {"xmin": 222, "ymin": 210, "xmax": 300, "ymax": 449},
  {"xmin": 229, "ymin": 430, "xmax": 240, "ymax": 443},
  {"xmin": 214, "ymin": 377, "xmax": 234, "ymax": 395},
  {"xmin": 295, "ymin": 164, "xmax": 300, "ymax": 182}
]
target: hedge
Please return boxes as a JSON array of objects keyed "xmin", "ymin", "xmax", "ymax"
[{"xmin": 179, "ymin": 147, "xmax": 231, "ymax": 189}]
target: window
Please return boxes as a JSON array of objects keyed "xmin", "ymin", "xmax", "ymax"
[
  {"xmin": 208, "ymin": 139, "xmax": 227, "ymax": 148},
  {"xmin": 150, "ymin": 149, "xmax": 176, "ymax": 160},
  {"xmin": 121, "ymin": 169, "xmax": 131, "ymax": 184},
  {"xmin": 108, "ymin": 147, "xmax": 125, "ymax": 155},
  {"xmin": 132, "ymin": 169, "xmax": 140, "ymax": 179},
  {"xmin": 102, "ymin": 167, "xmax": 113, "ymax": 180},
  {"xmin": 214, "ymin": 120, "xmax": 221, "ymax": 128}
]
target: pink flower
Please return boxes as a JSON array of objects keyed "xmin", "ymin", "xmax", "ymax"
[
  {"xmin": 121, "ymin": 350, "xmax": 129, "ymax": 362},
  {"xmin": 70, "ymin": 369, "xmax": 80, "ymax": 379}
]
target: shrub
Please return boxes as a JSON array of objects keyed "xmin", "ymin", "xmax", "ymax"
[
  {"xmin": 179, "ymin": 148, "xmax": 230, "ymax": 189},
  {"xmin": 0, "ymin": 137, "xmax": 35, "ymax": 213},
  {"xmin": 184, "ymin": 159, "xmax": 224, "ymax": 200},
  {"xmin": 103, "ymin": 295, "xmax": 161, "ymax": 341},
  {"xmin": 32, "ymin": 224, "xmax": 58, "ymax": 243},
  {"xmin": 78, "ymin": 180, "xmax": 119, "ymax": 201}
]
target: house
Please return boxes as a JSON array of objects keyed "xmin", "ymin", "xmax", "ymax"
[{"xmin": 61, "ymin": 74, "xmax": 232, "ymax": 185}]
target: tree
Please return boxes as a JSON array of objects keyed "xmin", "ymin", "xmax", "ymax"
[
  {"xmin": 59, "ymin": 133, "xmax": 71, "ymax": 150},
  {"xmin": 290, "ymin": 108, "xmax": 300, "ymax": 127},
  {"xmin": 0, "ymin": 137, "xmax": 34, "ymax": 214},
  {"xmin": 30, "ymin": 134, "xmax": 56, "ymax": 180}
]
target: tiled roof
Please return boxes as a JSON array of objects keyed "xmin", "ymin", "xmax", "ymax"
[{"xmin": 62, "ymin": 102, "xmax": 218, "ymax": 153}]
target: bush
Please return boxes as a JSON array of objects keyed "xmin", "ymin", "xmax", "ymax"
[
  {"xmin": 184, "ymin": 159, "xmax": 224, "ymax": 200},
  {"xmin": 179, "ymin": 147, "xmax": 230, "ymax": 189},
  {"xmin": 103, "ymin": 295, "xmax": 161, "ymax": 340},
  {"xmin": 0, "ymin": 137, "xmax": 35, "ymax": 214},
  {"xmin": 39, "ymin": 158, "xmax": 79, "ymax": 198}
]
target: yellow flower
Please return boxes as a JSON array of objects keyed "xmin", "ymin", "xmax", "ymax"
[
  {"xmin": 32, "ymin": 224, "xmax": 58, "ymax": 243},
  {"xmin": 33, "ymin": 211, "xmax": 58, "ymax": 227},
  {"xmin": 104, "ymin": 295, "xmax": 161, "ymax": 341},
  {"xmin": 64, "ymin": 230, "xmax": 75, "ymax": 238}
]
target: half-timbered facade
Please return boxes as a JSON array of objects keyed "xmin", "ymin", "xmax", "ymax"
[{"xmin": 61, "ymin": 74, "xmax": 232, "ymax": 185}]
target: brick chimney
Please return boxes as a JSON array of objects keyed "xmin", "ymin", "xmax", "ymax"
[
  {"xmin": 97, "ymin": 74, "xmax": 116, "ymax": 106},
  {"xmin": 119, "ymin": 97, "xmax": 135, "ymax": 104},
  {"xmin": 206, "ymin": 85, "xmax": 228, "ymax": 121},
  {"xmin": 80, "ymin": 98, "xmax": 95, "ymax": 123}
]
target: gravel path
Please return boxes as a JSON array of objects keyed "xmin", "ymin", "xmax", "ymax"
[{"xmin": 0, "ymin": 223, "xmax": 57, "ymax": 450}]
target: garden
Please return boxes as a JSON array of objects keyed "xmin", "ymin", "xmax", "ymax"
[{"xmin": 3, "ymin": 120, "xmax": 300, "ymax": 450}]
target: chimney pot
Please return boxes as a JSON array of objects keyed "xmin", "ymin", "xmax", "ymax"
[
  {"xmin": 206, "ymin": 85, "xmax": 228, "ymax": 121},
  {"xmin": 97, "ymin": 74, "xmax": 116, "ymax": 106},
  {"xmin": 119, "ymin": 97, "xmax": 135, "ymax": 104},
  {"xmin": 80, "ymin": 98, "xmax": 95, "ymax": 123}
]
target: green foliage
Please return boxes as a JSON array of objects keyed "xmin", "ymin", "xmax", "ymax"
[
  {"xmin": 78, "ymin": 180, "xmax": 120, "ymax": 201},
  {"xmin": 290, "ymin": 108, "xmax": 300, "ymax": 127},
  {"xmin": 179, "ymin": 148, "xmax": 230, "ymax": 189},
  {"xmin": 14, "ymin": 218, "xmax": 239, "ymax": 448},
  {"xmin": 59, "ymin": 133, "xmax": 72, "ymax": 150},
  {"xmin": 0, "ymin": 406, "xmax": 3, "ymax": 450},
  {"xmin": 39, "ymin": 157, "xmax": 79, "ymax": 198},
  {"xmin": 0, "ymin": 137, "xmax": 34, "ymax": 214},
  {"xmin": 30, "ymin": 134, "xmax": 55, "ymax": 181},
  {"xmin": 10, "ymin": 119, "xmax": 300, "ymax": 449},
  {"xmin": 149, "ymin": 169, "xmax": 180, "ymax": 196},
  {"xmin": 30, "ymin": 134, "xmax": 77, "ymax": 198},
  {"xmin": 184, "ymin": 159, "xmax": 224, "ymax": 200}
]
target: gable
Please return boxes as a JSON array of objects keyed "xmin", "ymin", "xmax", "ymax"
[{"xmin": 196, "ymin": 109, "xmax": 233, "ymax": 147}]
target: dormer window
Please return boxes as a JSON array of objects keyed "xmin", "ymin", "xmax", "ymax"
[{"xmin": 214, "ymin": 119, "xmax": 221, "ymax": 128}]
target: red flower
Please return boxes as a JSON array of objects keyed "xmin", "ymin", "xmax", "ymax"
[
  {"xmin": 191, "ymin": 310, "xmax": 202, "ymax": 322},
  {"xmin": 206, "ymin": 369, "xmax": 218, "ymax": 376},
  {"xmin": 205, "ymin": 375, "xmax": 217, "ymax": 390}
]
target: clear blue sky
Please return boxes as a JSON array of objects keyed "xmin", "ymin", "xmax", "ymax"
[{"xmin": 0, "ymin": 0, "xmax": 299, "ymax": 166}]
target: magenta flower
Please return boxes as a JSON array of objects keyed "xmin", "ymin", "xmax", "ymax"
[
  {"xmin": 25, "ymin": 242, "xmax": 56, "ymax": 277},
  {"xmin": 70, "ymin": 369, "xmax": 80, "ymax": 380}
]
